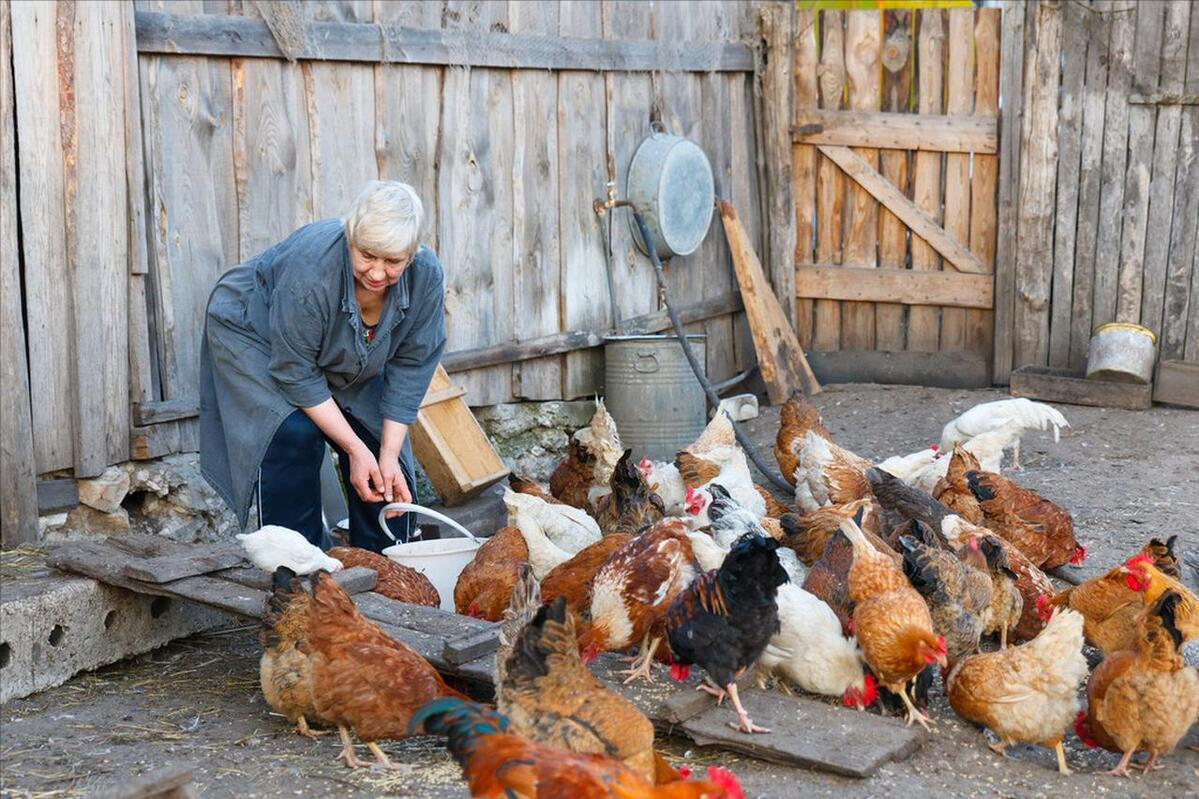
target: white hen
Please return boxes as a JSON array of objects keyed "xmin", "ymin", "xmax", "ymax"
[
  {"xmin": 940, "ymin": 398, "xmax": 1068, "ymax": 468},
  {"xmin": 756, "ymin": 583, "xmax": 873, "ymax": 705},
  {"xmin": 237, "ymin": 525, "xmax": 343, "ymax": 574},
  {"xmin": 907, "ymin": 423, "xmax": 1022, "ymax": 493},
  {"xmin": 503, "ymin": 488, "xmax": 601, "ymax": 579}
]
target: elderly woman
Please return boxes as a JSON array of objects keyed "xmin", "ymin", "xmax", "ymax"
[{"xmin": 200, "ymin": 181, "xmax": 445, "ymax": 552}]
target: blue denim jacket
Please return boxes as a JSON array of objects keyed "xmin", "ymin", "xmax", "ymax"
[{"xmin": 199, "ymin": 219, "xmax": 446, "ymax": 528}]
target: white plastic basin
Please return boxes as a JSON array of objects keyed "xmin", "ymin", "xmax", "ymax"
[{"xmin": 382, "ymin": 537, "xmax": 480, "ymax": 612}]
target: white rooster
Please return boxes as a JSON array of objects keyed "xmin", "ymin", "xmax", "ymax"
[
  {"xmin": 940, "ymin": 398, "xmax": 1069, "ymax": 469},
  {"xmin": 236, "ymin": 525, "xmax": 343, "ymax": 574}
]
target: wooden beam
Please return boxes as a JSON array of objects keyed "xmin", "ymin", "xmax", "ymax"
[
  {"xmin": 792, "ymin": 110, "xmax": 997, "ymax": 153},
  {"xmin": 1129, "ymin": 92, "xmax": 1199, "ymax": 105},
  {"xmin": 37, "ymin": 479, "xmax": 79, "ymax": 514},
  {"xmin": 132, "ymin": 397, "xmax": 200, "ymax": 426},
  {"xmin": 134, "ymin": 11, "xmax": 753, "ymax": 72},
  {"xmin": 807, "ymin": 350, "xmax": 990, "ymax": 390},
  {"xmin": 758, "ymin": 3, "xmax": 796, "ymax": 324},
  {"xmin": 795, "ymin": 266, "xmax": 993, "ymax": 309},
  {"xmin": 817, "ymin": 144, "xmax": 988, "ymax": 275}
]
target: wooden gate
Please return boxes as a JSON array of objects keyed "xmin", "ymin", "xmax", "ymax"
[{"xmin": 790, "ymin": 6, "xmax": 1000, "ymax": 380}]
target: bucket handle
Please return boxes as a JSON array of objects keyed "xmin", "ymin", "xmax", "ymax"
[
  {"xmin": 634, "ymin": 351, "xmax": 661, "ymax": 373},
  {"xmin": 378, "ymin": 503, "xmax": 484, "ymax": 546}
]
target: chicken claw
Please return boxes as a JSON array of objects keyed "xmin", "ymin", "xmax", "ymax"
[
  {"xmin": 985, "ymin": 739, "xmax": 1008, "ymax": 757},
  {"xmin": 618, "ymin": 634, "xmax": 660, "ymax": 684},
  {"xmin": 294, "ymin": 716, "xmax": 327, "ymax": 740},
  {"xmin": 336, "ymin": 726, "xmax": 372, "ymax": 769},
  {"xmin": 1051, "ymin": 740, "xmax": 1072, "ymax": 776},
  {"xmin": 898, "ymin": 686, "xmax": 934, "ymax": 732},
  {"xmin": 1101, "ymin": 749, "xmax": 1136, "ymax": 778},
  {"xmin": 696, "ymin": 680, "xmax": 728, "ymax": 705},
  {"xmin": 367, "ymin": 741, "xmax": 413, "ymax": 772},
  {"xmin": 726, "ymin": 682, "xmax": 770, "ymax": 735}
]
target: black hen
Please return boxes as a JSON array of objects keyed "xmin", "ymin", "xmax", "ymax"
[
  {"xmin": 594, "ymin": 449, "xmax": 666, "ymax": 536},
  {"xmin": 866, "ymin": 467, "xmax": 953, "ymax": 546},
  {"xmin": 665, "ymin": 533, "xmax": 788, "ymax": 734}
]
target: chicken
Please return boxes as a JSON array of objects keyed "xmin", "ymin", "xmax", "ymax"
[
  {"xmin": 509, "ymin": 473, "xmax": 562, "ymax": 505},
  {"xmin": 500, "ymin": 596, "xmax": 663, "ymax": 781},
  {"xmin": 1138, "ymin": 535, "xmax": 1179, "ymax": 579},
  {"xmin": 411, "ymin": 697, "xmax": 745, "ymax": 799},
  {"xmin": 792, "ymin": 430, "xmax": 874, "ymax": 513},
  {"xmin": 865, "ymin": 468, "xmax": 953, "ymax": 548},
  {"xmin": 774, "ymin": 392, "xmax": 832, "ymax": 486},
  {"xmin": 638, "ymin": 457, "xmax": 688, "ymax": 515},
  {"xmin": 1076, "ymin": 590, "xmax": 1199, "ymax": 776},
  {"xmin": 973, "ymin": 535, "xmax": 1023, "ymax": 648},
  {"xmin": 307, "ymin": 571, "xmax": 464, "ymax": 769},
  {"xmin": 550, "ymin": 437, "xmax": 599, "ymax": 510},
  {"xmin": 237, "ymin": 525, "xmax": 343, "ymax": 574},
  {"xmin": 842, "ymin": 516, "xmax": 947, "ymax": 729},
  {"xmin": 665, "ymin": 533, "xmax": 789, "ymax": 734},
  {"xmin": 1043, "ymin": 551, "xmax": 1199, "ymax": 654},
  {"xmin": 755, "ymin": 486, "xmax": 792, "ymax": 519},
  {"xmin": 943, "ymin": 516, "xmax": 1053, "ymax": 643},
  {"xmin": 326, "ymin": 546, "xmax": 439, "ymax": 607},
  {"xmin": 539, "ymin": 534, "xmax": 631, "ymax": 621},
  {"xmin": 777, "ymin": 499, "xmax": 896, "ymax": 567},
  {"xmin": 259, "ymin": 567, "xmax": 325, "ymax": 738},
  {"xmin": 454, "ymin": 526, "xmax": 530, "ymax": 621},
  {"xmin": 875, "ymin": 447, "xmax": 941, "ymax": 484},
  {"xmin": 577, "ymin": 519, "xmax": 699, "ymax": 683},
  {"xmin": 755, "ymin": 581, "xmax": 876, "ymax": 707},
  {"xmin": 909, "ymin": 426, "xmax": 1019, "ymax": 494},
  {"xmin": 504, "ymin": 489, "xmax": 602, "ymax": 578},
  {"xmin": 802, "ymin": 529, "xmax": 856, "ymax": 635},
  {"xmin": 576, "ymin": 399, "xmax": 627, "ymax": 508},
  {"xmin": 677, "ymin": 453, "xmax": 767, "ymax": 524},
  {"xmin": 930, "ymin": 445, "xmax": 984, "ymax": 523},
  {"xmin": 946, "ymin": 607, "xmax": 1088, "ymax": 774},
  {"xmin": 965, "ymin": 469, "xmax": 1083, "ymax": 568},
  {"xmin": 495, "ymin": 564, "xmax": 540, "ymax": 690},
  {"xmin": 940, "ymin": 398, "xmax": 1069, "ymax": 469},
  {"xmin": 898, "ymin": 534, "xmax": 992, "ymax": 660},
  {"xmin": 592, "ymin": 450, "xmax": 666, "ymax": 537}
]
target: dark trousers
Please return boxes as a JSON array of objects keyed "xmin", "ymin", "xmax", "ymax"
[{"xmin": 258, "ymin": 409, "xmax": 416, "ymax": 552}]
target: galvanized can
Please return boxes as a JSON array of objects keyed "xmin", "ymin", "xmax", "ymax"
[
  {"xmin": 604, "ymin": 335, "xmax": 707, "ymax": 462},
  {"xmin": 1086, "ymin": 322, "xmax": 1157, "ymax": 384},
  {"xmin": 625, "ymin": 127, "xmax": 715, "ymax": 258}
]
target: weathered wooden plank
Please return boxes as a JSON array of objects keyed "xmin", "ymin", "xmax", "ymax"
[
  {"xmin": 1013, "ymin": 0, "xmax": 1062, "ymax": 369},
  {"xmin": 875, "ymin": 9, "xmax": 912, "ymax": 352},
  {"xmin": 1115, "ymin": 1, "xmax": 1167, "ymax": 323},
  {"xmin": 813, "ymin": 9, "xmax": 846, "ymax": 353},
  {"xmin": 1009, "ymin": 365, "xmax": 1152, "ymax": 411},
  {"xmin": 217, "ymin": 565, "xmax": 377, "ymax": 596},
  {"xmin": 792, "ymin": 110, "xmax": 997, "ymax": 154},
  {"xmin": 792, "ymin": 8, "xmax": 819, "ymax": 349},
  {"xmin": 807, "ymin": 349, "xmax": 990, "ymax": 390},
  {"xmin": 993, "ymin": 0, "xmax": 1026, "ymax": 382},
  {"xmin": 94, "ymin": 766, "xmax": 193, "ymax": 799},
  {"xmin": 367, "ymin": 615, "xmax": 496, "ymax": 686},
  {"xmin": 1091, "ymin": 2, "xmax": 1137, "ymax": 328},
  {"xmin": 0, "ymin": 0, "xmax": 38, "ymax": 547},
  {"xmin": 36, "ymin": 479, "xmax": 79, "ymax": 514},
  {"xmin": 819, "ymin": 145, "xmax": 987, "ymax": 277},
  {"xmin": 130, "ymin": 419, "xmax": 200, "ymax": 461},
  {"xmin": 1046, "ymin": 0, "xmax": 1088, "ymax": 367},
  {"xmin": 722, "ymin": 202, "xmax": 820, "ymax": 401},
  {"xmin": 438, "ymin": 1, "xmax": 514, "ymax": 406},
  {"xmin": 1153, "ymin": 360, "xmax": 1199, "ymax": 408},
  {"xmin": 796, "ymin": 266, "xmax": 993, "ymax": 309},
  {"xmin": 10, "ymin": 1, "xmax": 74, "ymax": 473},
  {"xmin": 510, "ymin": 1, "xmax": 563, "ymax": 401},
  {"xmin": 230, "ymin": 3, "xmax": 313, "ymax": 261},
  {"xmin": 1161, "ymin": 5, "xmax": 1199, "ymax": 362},
  {"xmin": 908, "ymin": 8, "xmax": 945, "ymax": 352},
  {"xmin": 558, "ymin": 2, "xmax": 609, "ymax": 400},
  {"xmin": 442, "ymin": 626, "xmax": 501, "ymax": 666},
  {"xmin": 139, "ymin": 0, "xmax": 238, "ymax": 405},
  {"xmin": 1068, "ymin": 1, "xmax": 1113, "ymax": 371},
  {"xmin": 1189, "ymin": 234, "xmax": 1199, "ymax": 362},
  {"xmin": 133, "ymin": 9, "xmax": 755, "ymax": 71},
  {"xmin": 839, "ymin": 10, "xmax": 881, "ymax": 351},
  {"xmin": 132, "ymin": 398, "xmax": 200, "ymax": 426},
  {"xmin": 725, "ymin": 30, "xmax": 761, "ymax": 376},
  {"xmin": 355, "ymin": 591, "xmax": 494, "ymax": 637},
  {"xmin": 1139, "ymin": 0, "xmax": 1192, "ymax": 338},
  {"xmin": 122, "ymin": 544, "xmax": 247, "ymax": 584},
  {"xmin": 939, "ymin": 7, "xmax": 975, "ymax": 353},
  {"xmin": 759, "ymin": 2, "xmax": 796, "ymax": 327},
  {"xmin": 965, "ymin": 7, "xmax": 1000, "ymax": 372}
]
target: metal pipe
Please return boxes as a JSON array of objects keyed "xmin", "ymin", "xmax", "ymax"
[{"xmin": 631, "ymin": 210, "xmax": 793, "ymax": 493}]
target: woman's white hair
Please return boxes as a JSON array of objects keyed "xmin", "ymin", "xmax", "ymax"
[{"xmin": 343, "ymin": 180, "xmax": 424, "ymax": 256}]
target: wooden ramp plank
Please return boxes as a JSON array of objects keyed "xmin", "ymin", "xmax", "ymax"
[
  {"xmin": 122, "ymin": 544, "xmax": 247, "ymax": 583},
  {"xmin": 721, "ymin": 201, "xmax": 820, "ymax": 402}
]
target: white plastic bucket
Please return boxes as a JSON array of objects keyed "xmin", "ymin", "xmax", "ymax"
[
  {"xmin": 383, "ymin": 537, "xmax": 480, "ymax": 612},
  {"xmin": 378, "ymin": 503, "xmax": 483, "ymax": 612}
]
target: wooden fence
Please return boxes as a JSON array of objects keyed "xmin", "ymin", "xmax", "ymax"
[
  {"xmin": 1, "ymin": 0, "xmax": 773, "ymax": 546},
  {"xmin": 788, "ymin": 5, "xmax": 1001, "ymax": 376},
  {"xmin": 994, "ymin": 0, "xmax": 1198, "ymax": 381}
]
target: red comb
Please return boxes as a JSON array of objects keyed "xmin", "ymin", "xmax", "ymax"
[
  {"xmin": 1070, "ymin": 544, "xmax": 1087, "ymax": 565},
  {"xmin": 862, "ymin": 673, "xmax": 878, "ymax": 706},
  {"xmin": 677, "ymin": 766, "xmax": 693, "ymax": 779},
  {"xmin": 1074, "ymin": 710, "xmax": 1097, "ymax": 748},
  {"xmin": 1125, "ymin": 552, "xmax": 1154, "ymax": 569},
  {"xmin": 706, "ymin": 767, "xmax": 744, "ymax": 799},
  {"xmin": 930, "ymin": 444, "xmax": 939, "ymax": 452},
  {"xmin": 638, "ymin": 456, "xmax": 651, "ymax": 471},
  {"xmin": 670, "ymin": 662, "xmax": 691, "ymax": 681}
]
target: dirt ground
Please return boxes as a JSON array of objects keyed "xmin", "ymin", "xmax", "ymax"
[{"xmin": 2, "ymin": 384, "xmax": 1197, "ymax": 799}]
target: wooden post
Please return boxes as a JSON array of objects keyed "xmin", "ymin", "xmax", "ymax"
[
  {"xmin": 940, "ymin": 8, "xmax": 975, "ymax": 353},
  {"xmin": 876, "ymin": 9, "xmax": 913, "ymax": 352},
  {"xmin": 993, "ymin": 1, "xmax": 1026, "ymax": 382},
  {"xmin": 792, "ymin": 8, "xmax": 819, "ymax": 349},
  {"xmin": 967, "ymin": 8, "xmax": 1000, "ymax": 374},
  {"xmin": 908, "ymin": 8, "xmax": 945, "ymax": 353},
  {"xmin": 758, "ymin": 1, "xmax": 796, "ymax": 325},
  {"xmin": 813, "ymin": 10, "xmax": 845, "ymax": 352}
]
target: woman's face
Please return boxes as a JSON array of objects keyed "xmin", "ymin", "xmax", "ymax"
[{"xmin": 350, "ymin": 245, "xmax": 411, "ymax": 296}]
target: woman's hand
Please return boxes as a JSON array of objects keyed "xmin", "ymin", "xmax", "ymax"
[
  {"xmin": 347, "ymin": 444, "xmax": 386, "ymax": 504},
  {"xmin": 378, "ymin": 451, "xmax": 412, "ymax": 515}
]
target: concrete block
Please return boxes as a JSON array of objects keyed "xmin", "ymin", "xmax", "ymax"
[{"xmin": 1, "ymin": 569, "xmax": 229, "ymax": 704}]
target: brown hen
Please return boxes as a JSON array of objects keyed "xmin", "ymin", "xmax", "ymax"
[
  {"xmin": 965, "ymin": 470, "xmax": 1083, "ymax": 569},
  {"xmin": 774, "ymin": 393, "xmax": 832, "ymax": 486},
  {"xmin": 779, "ymin": 498, "xmax": 891, "ymax": 566},
  {"xmin": 550, "ymin": 437, "xmax": 598, "ymax": 511},
  {"xmin": 592, "ymin": 450, "xmax": 666, "ymax": 537},
  {"xmin": 508, "ymin": 473, "xmax": 562, "ymax": 505},
  {"xmin": 540, "ymin": 534, "xmax": 631, "ymax": 621},
  {"xmin": 259, "ymin": 567, "xmax": 325, "ymax": 738},
  {"xmin": 931, "ymin": 445, "xmax": 983, "ymax": 523},
  {"xmin": 454, "ymin": 526, "xmax": 529, "ymax": 621},
  {"xmin": 327, "ymin": 546, "xmax": 439, "ymax": 607}
]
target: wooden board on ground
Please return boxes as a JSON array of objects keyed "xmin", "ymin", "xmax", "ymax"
[
  {"xmin": 807, "ymin": 350, "xmax": 990, "ymax": 390},
  {"xmin": 720, "ymin": 201, "xmax": 820, "ymax": 401},
  {"xmin": 122, "ymin": 544, "xmax": 247, "ymax": 583},
  {"xmin": 1010, "ymin": 365, "xmax": 1152, "ymax": 410},
  {"xmin": 1152, "ymin": 360, "xmax": 1199, "ymax": 408},
  {"xmin": 410, "ymin": 365, "xmax": 509, "ymax": 506}
]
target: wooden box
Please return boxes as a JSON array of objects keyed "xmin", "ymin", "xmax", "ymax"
[
  {"xmin": 410, "ymin": 365, "xmax": 509, "ymax": 506},
  {"xmin": 1153, "ymin": 360, "xmax": 1199, "ymax": 409},
  {"xmin": 1010, "ymin": 365, "xmax": 1152, "ymax": 411}
]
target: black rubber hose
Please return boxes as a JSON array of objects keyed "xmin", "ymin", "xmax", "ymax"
[{"xmin": 632, "ymin": 211, "xmax": 794, "ymax": 493}]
